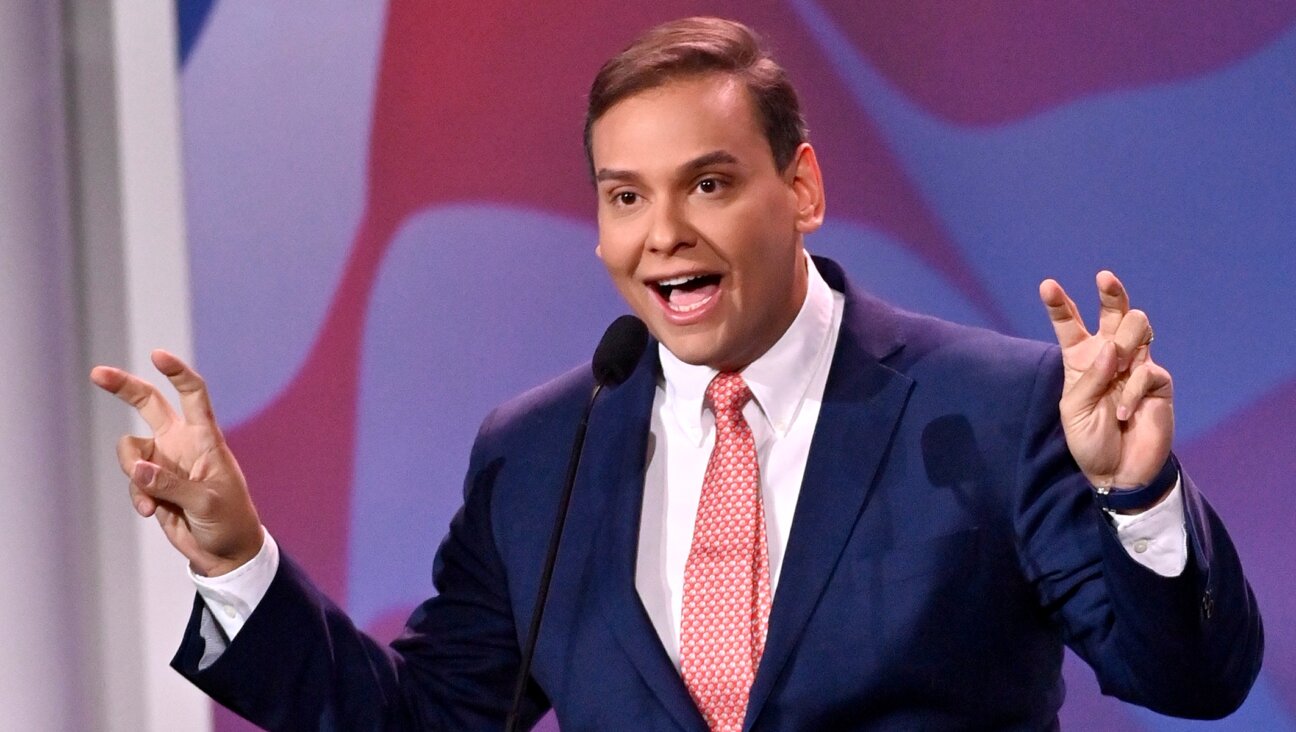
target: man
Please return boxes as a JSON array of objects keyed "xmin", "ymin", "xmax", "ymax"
[{"xmin": 92, "ymin": 17, "xmax": 1261, "ymax": 731}]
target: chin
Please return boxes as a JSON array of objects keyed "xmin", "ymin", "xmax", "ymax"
[
  {"xmin": 656, "ymin": 333, "xmax": 722, "ymax": 368},
  {"xmin": 666, "ymin": 339, "xmax": 752, "ymax": 372}
]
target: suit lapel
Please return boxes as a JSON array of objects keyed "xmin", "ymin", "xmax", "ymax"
[
  {"xmin": 744, "ymin": 262, "xmax": 915, "ymax": 729},
  {"xmin": 586, "ymin": 345, "xmax": 709, "ymax": 732},
  {"xmin": 580, "ymin": 259, "xmax": 914, "ymax": 731}
]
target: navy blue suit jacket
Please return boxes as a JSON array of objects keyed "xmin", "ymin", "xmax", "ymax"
[{"xmin": 174, "ymin": 258, "xmax": 1262, "ymax": 730}]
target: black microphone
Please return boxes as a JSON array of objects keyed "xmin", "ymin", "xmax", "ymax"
[
  {"xmin": 591, "ymin": 315, "xmax": 650, "ymax": 386},
  {"xmin": 505, "ymin": 315, "xmax": 649, "ymax": 731}
]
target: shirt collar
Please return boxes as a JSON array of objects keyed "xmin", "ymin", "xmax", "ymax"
[{"xmin": 658, "ymin": 253, "xmax": 837, "ymax": 445}]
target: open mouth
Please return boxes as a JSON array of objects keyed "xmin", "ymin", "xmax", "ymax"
[{"xmin": 653, "ymin": 273, "xmax": 722, "ymax": 313}]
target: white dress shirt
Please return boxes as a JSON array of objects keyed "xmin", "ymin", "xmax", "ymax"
[{"xmin": 194, "ymin": 255, "xmax": 1187, "ymax": 645}]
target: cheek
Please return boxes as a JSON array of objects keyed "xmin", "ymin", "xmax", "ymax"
[
  {"xmin": 726, "ymin": 233, "xmax": 799, "ymax": 305},
  {"xmin": 594, "ymin": 239, "xmax": 640, "ymax": 289},
  {"xmin": 704, "ymin": 191, "xmax": 792, "ymax": 251}
]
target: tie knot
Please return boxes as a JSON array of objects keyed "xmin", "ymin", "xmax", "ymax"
[{"xmin": 706, "ymin": 372, "xmax": 752, "ymax": 420}]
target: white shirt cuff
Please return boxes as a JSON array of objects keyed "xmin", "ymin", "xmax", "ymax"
[
  {"xmin": 1106, "ymin": 478, "xmax": 1188, "ymax": 577},
  {"xmin": 190, "ymin": 528, "xmax": 280, "ymax": 641}
]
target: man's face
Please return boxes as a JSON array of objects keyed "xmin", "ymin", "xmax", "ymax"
[{"xmin": 591, "ymin": 74, "xmax": 820, "ymax": 372}]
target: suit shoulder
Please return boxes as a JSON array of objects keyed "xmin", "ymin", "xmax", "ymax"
[
  {"xmin": 887, "ymin": 307, "xmax": 1058, "ymax": 387},
  {"xmin": 476, "ymin": 362, "xmax": 594, "ymax": 450}
]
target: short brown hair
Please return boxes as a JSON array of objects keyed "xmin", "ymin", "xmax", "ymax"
[{"xmin": 584, "ymin": 17, "xmax": 808, "ymax": 177}]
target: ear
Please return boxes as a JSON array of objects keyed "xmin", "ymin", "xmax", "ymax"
[{"xmin": 787, "ymin": 143, "xmax": 825, "ymax": 234}]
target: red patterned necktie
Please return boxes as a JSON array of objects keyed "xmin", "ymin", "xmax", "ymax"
[{"xmin": 680, "ymin": 372, "xmax": 773, "ymax": 732}]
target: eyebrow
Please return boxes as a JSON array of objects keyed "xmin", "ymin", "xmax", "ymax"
[
  {"xmin": 680, "ymin": 150, "xmax": 739, "ymax": 173},
  {"xmin": 594, "ymin": 149, "xmax": 741, "ymax": 184}
]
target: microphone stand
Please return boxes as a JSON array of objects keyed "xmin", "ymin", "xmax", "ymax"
[{"xmin": 503, "ymin": 383, "xmax": 604, "ymax": 732}]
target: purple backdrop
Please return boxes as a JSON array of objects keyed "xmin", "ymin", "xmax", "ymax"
[{"xmin": 176, "ymin": 2, "xmax": 1296, "ymax": 730}]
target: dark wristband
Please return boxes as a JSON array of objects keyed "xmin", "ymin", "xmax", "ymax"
[{"xmin": 1092, "ymin": 454, "xmax": 1180, "ymax": 512}]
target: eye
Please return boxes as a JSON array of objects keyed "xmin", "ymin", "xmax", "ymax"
[
  {"xmin": 614, "ymin": 191, "xmax": 639, "ymax": 206},
  {"xmin": 695, "ymin": 177, "xmax": 724, "ymax": 194}
]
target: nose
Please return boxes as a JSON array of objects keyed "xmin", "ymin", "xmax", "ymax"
[{"xmin": 645, "ymin": 196, "xmax": 696, "ymax": 254}]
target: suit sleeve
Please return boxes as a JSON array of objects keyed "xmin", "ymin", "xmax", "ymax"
[
  {"xmin": 170, "ymin": 410, "xmax": 549, "ymax": 731},
  {"xmin": 1012, "ymin": 346, "xmax": 1263, "ymax": 719}
]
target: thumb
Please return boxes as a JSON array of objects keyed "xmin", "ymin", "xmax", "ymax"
[
  {"xmin": 1064, "ymin": 340, "xmax": 1119, "ymax": 414},
  {"xmin": 132, "ymin": 460, "xmax": 199, "ymax": 512}
]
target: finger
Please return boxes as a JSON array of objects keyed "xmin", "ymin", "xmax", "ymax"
[
  {"xmin": 1116, "ymin": 362, "xmax": 1173, "ymax": 421},
  {"xmin": 116, "ymin": 435, "xmax": 159, "ymax": 516},
  {"xmin": 1063, "ymin": 339, "xmax": 1119, "ymax": 413},
  {"xmin": 1096, "ymin": 270, "xmax": 1130, "ymax": 338},
  {"xmin": 151, "ymin": 350, "xmax": 220, "ymax": 432},
  {"xmin": 115, "ymin": 433, "xmax": 155, "ymax": 474},
  {"xmin": 1039, "ymin": 278, "xmax": 1091, "ymax": 348},
  {"xmin": 1111, "ymin": 309, "xmax": 1151, "ymax": 372},
  {"xmin": 131, "ymin": 459, "xmax": 202, "ymax": 513},
  {"xmin": 152, "ymin": 502, "xmax": 184, "ymax": 534},
  {"xmin": 90, "ymin": 366, "xmax": 178, "ymax": 432},
  {"xmin": 131, "ymin": 479, "xmax": 159, "ymax": 517}
]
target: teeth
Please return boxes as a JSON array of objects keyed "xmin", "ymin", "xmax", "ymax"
[
  {"xmin": 667, "ymin": 295, "xmax": 713, "ymax": 313},
  {"xmin": 657, "ymin": 274, "xmax": 703, "ymax": 287}
]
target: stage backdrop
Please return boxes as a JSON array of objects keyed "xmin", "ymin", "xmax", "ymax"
[{"xmin": 175, "ymin": 3, "xmax": 1296, "ymax": 730}]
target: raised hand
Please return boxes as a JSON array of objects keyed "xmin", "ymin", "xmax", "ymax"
[
  {"xmin": 1038, "ymin": 271, "xmax": 1174, "ymax": 491},
  {"xmin": 90, "ymin": 350, "xmax": 263, "ymax": 576}
]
